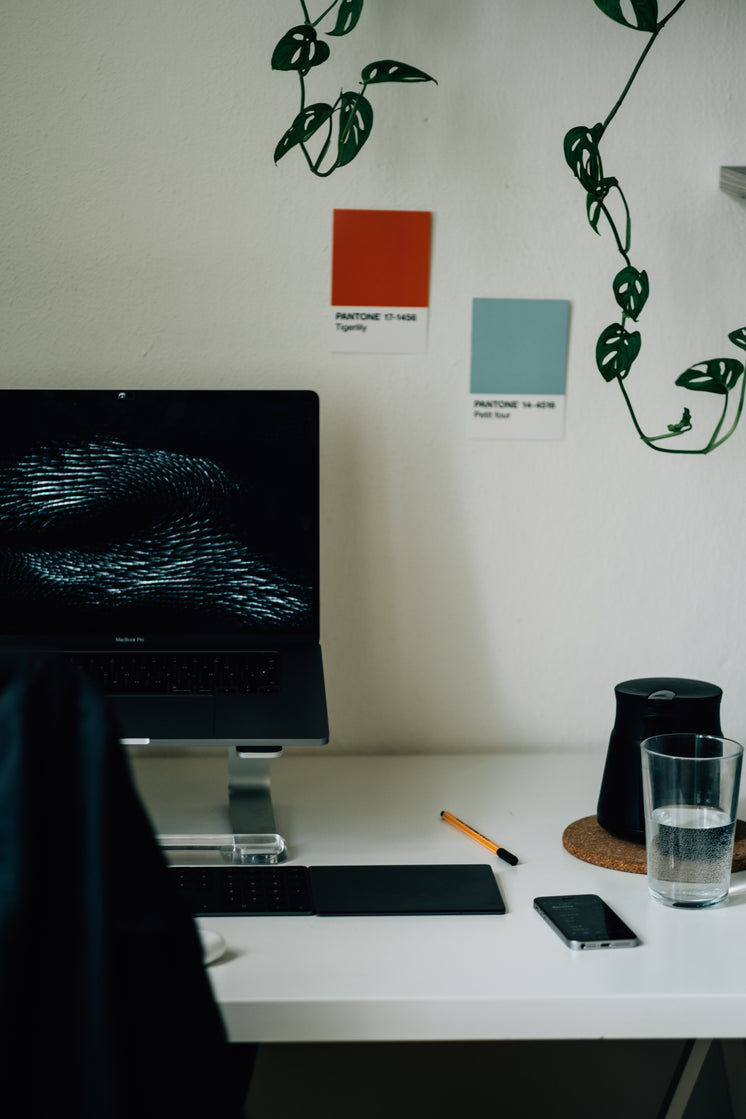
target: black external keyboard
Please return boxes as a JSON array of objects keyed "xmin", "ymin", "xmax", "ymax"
[
  {"xmin": 169, "ymin": 865, "xmax": 314, "ymax": 916},
  {"xmin": 69, "ymin": 650, "xmax": 280, "ymax": 695},
  {"xmin": 168, "ymin": 863, "xmax": 507, "ymax": 917}
]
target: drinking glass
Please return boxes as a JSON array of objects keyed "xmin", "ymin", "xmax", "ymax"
[{"xmin": 641, "ymin": 733, "xmax": 743, "ymax": 908}]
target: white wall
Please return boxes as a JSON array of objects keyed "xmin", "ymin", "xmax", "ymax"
[{"xmin": 3, "ymin": 0, "xmax": 746, "ymax": 755}]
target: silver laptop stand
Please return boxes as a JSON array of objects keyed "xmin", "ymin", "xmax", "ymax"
[{"xmin": 159, "ymin": 746, "xmax": 289, "ymax": 865}]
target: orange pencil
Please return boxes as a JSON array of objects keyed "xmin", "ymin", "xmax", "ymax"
[{"xmin": 441, "ymin": 810, "xmax": 519, "ymax": 865}]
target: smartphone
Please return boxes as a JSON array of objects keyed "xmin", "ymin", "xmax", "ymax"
[{"xmin": 533, "ymin": 894, "xmax": 639, "ymax": 950}]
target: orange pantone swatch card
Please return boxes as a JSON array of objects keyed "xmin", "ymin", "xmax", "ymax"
[{"xmin": 331, "ymin": 209, "xmax": 431, "ymax": 353}]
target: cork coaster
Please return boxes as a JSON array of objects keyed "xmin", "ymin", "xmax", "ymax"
[{"xmin": 562, "ymin": 816, "xmax": 746, "ymax": 875}]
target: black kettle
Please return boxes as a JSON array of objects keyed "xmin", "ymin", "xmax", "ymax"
[{"xmin": 596, "ymin": 677, "xmax": 723, "ymax": 843}]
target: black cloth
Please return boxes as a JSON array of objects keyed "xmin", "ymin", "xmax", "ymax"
[{"xmin": 0, "ymin": 648, "xmax": 253, "ymax": 1118}]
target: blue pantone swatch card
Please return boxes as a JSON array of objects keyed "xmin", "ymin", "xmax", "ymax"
[{"xmin": 469, "ymin": 298, "xmax": 569, "ymax": 439}]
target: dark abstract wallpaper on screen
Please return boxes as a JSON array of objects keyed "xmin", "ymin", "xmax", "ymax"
[{"xmin": 0, "ymin": 391, "xmax": 318, "ymax": 639}]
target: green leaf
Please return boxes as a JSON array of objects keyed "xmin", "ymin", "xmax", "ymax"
[
  {"xmin": 585, "ymin": 176, "xmax": 627, "ymax": 238},
  {"xmin": 274, "ymin": 103, "xmax": 333, "ymax": 163},
  {"xmin": 361, "ymin": 59, "xmax": 437, "ymax": 85},
  {"xmin": 667, "ymin": 407, "xmax": 692, "ymax": 434},
  {"xmin": 728, "ymin": 326, "xmax": 746, "ymax": 352},
  {"xmin": 271, "ymin": 25, "xmax": 330, "ymax": 72},
  {"xmin": 593, "ymin": 0, "xmax": 659, "ymax": 31},
  {"xmin": 327, "ymin": 0, "xmax": 364, "ymax": 37},
  {"xmin": 596, "ymin": 323, "xmax": 641, "ymax": 382},
  {"xmin": 564, "ymin": 124, "xmax": 605, "ymax": 194},
  {"xmin": 613, "ymin": 266, "xmax": 649, "ymax": 320},
  {"xmin": 337, "ymin": 91, "xmax": 374, "ymax": 167},
  {"xmin": 675, "ymin": 359, "xmax": 744, "ymax": 396},
  {"xmin": 586, "ymin": 193, "xmax": 604, "ymax": 234}
]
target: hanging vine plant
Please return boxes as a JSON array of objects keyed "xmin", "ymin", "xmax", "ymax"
[
  {"xmin": 272, "ymin": 0, "xmax": 436, "ymax": 177},
  {"xmin": 565, "ymin": 0, "xmax": 746, "ymax": 453}
]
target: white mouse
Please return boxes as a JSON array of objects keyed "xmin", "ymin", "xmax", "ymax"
[{"xmin": 198, "ymin": 928, "xmax": 227, "ymax": 965}]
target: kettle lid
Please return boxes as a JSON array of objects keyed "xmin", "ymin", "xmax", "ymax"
[{"xmin": 614, "ymin": 677, "xmax": 722, "ymax": 702}]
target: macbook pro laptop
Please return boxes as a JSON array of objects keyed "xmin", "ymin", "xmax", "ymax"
[{"xmin": 0, "ymin": 388, "xmax": 329, "ymax": 747}]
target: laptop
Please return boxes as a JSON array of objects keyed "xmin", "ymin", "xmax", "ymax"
[{"xmin": 0, "ymin": 388, "xmax": 329, "ymax": 747}]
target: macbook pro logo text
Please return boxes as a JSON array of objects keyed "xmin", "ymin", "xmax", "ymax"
[{"xmin": 115, "ymin": 635, "xmax": 145, "ymax": 644}]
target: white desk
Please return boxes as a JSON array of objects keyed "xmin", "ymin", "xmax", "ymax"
[{"xmin": 130, "ymin": 750, "xmax": 746, "ymax": 1048}]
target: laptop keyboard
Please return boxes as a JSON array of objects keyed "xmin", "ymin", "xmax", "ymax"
[
  {"xmin": 169, "ymin": 865, "xmax": 314, "ymax": 915},
  {"xmin": 69, "ymin": 650, "xmax": 280, "ymax": 695}
]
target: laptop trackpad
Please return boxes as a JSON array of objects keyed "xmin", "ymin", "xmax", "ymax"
[{"xmin": 114, "ymin": 696, "xmax": 214, "ymax": 739}]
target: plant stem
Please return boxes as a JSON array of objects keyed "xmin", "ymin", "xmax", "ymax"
[
  {"xmin": 337, "ymin": 83, "xmax": 368, "ymax": 151},
  {"xmin": 708, "ymin": 375, "xmax": 746, "ymax": 452},
  {"xmin": 599, "ymin": 200, "xmax": 631, "ymax": 265},
  {"xmin": 615, "ymin": 375, "xmax": 740, "ymax": 455},
  {"xmin": 657, "ymin": 0, "xmax": 690, "ymax": 31},
  {"xmin": 310, "ymin": 105, "xmax": 338, "ymax": 174},
  {"xmin": 310, "ymin": 1, "xmax": 340, "ymax": 28},
  {"xmin": 702, "ymin": 393, "xmax": 730, "ymax": 451},
  {"xmin": 615, "ymin": 375, "xmax": 653, "ymax": 443},
  {"xmin": 295, "ymin": 72, "xmax": 328, "ymax": 176},
  {"xmin": 602, "ymin": 0, "xmax": 689, "ymax": 134}
]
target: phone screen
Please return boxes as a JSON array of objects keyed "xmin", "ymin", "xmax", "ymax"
[{"xmin": 534, "ymin": 894, "xmax": 639, "ymax": 949}]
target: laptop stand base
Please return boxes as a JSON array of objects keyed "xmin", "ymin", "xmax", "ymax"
[{"xmin": 157, "ymin": 748, "xmax": 289, "ymax": 865}]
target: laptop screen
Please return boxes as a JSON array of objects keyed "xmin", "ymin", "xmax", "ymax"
[{"xmin": 0, "ymin": 389, "xmax": 319, "ymax": 648}]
